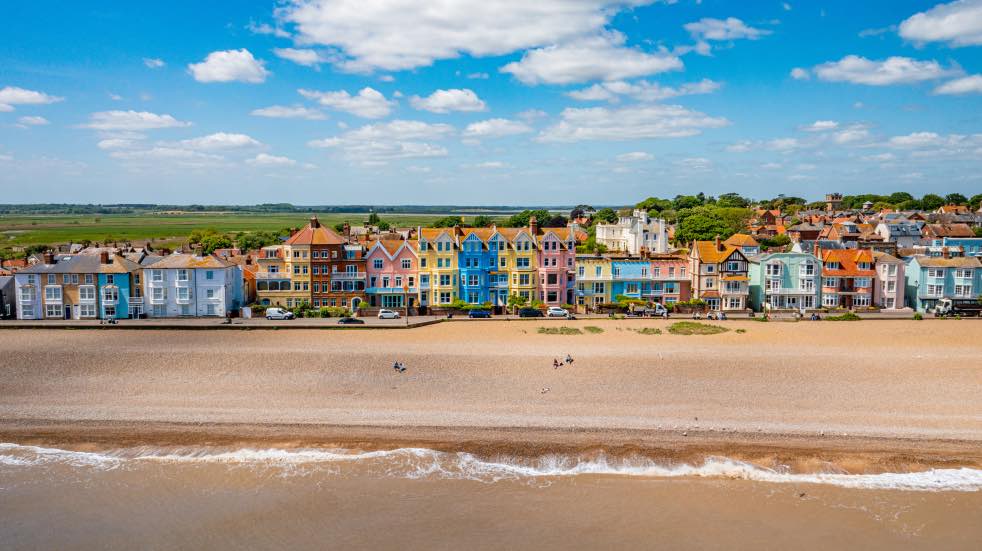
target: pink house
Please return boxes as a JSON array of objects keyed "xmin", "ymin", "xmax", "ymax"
[
  {"xmin": 649, "ymin": 253, "xmax": 691, "ymax": 305},
  {"xmin": 534, "ymin": 218, "xmax": 578, "ymax": 306},
  {"xmin": 873, "ymin": 251, "xmax": 905, "ymax": 310},
  {"xmin": 365, "ymin": 238, "xmax": 418, "ymax": 310}
]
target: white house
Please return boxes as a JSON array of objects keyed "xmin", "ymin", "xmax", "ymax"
[
  {"xmin": 595, "ymin": 209, "xmax": 669, "ymax": 255},
  {"xmin": 874, "ymin": 222, "xmax": 923, "ymax": 248},
  {"xmin": 143, "ymin": 254, "xmax": 243, "ymax": 317}
]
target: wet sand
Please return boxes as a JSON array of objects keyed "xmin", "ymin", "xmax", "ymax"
[{"xmin": 1, "ymin": 320, "xmax": 980, "ymax": 469}]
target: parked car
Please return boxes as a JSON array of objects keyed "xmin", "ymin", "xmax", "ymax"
[
  {"xmin": 378, "ymin": 309, "xmax": 401, "ymax": 319},
  {"xmin": 265, "ymin": 307, "xmax": 295, "ymax": 320},
  {"xmin": 644, "ymin": 304, "xmax": 669, "ymax": 317},
  {"xmin": 546, "ymin": 306, "xmax": 569, "ymax": 318},
  {"xmin": 337, "ymin": 317, "xmax": 365, "ymax": 325},
  {"xmin": 468, "ymin": 309, "xmax": 492, "ymax": 318},
  {"xmin": 518, "ymin": 308, "xmax": 544, "ymax": 318}
]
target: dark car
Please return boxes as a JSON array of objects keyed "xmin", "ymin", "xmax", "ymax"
[
  {"xmin": 468, "ymin": 309, "xmax": 492, "ymax": 318},
  {"xmin": 518, "ymin": 308, "xmax": 544, "ymax": 318},
  {"xmin": 337, "ymin": 317, "xmax": 365, "ymax": 325}
]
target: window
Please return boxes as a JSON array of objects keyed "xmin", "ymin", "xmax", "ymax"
[
  {"xmin": 704, "ymin": 277, "xmax": 714, "ymax": 289},
  {"xmin": 102, "ymin": 286, "xmax": 119, "ymax": 304},
  {"xmin": 408, "ymin": 276, "xmax": 415, "ymax": 288},
  {"xmin": 85, "ymin": 274, "xmax": 94, "ymax": 284},
  {"xmin": 955, "ymin": 285, "xmax": 973, "ymax": 297},
  {"xmin": 71, "ymin": 274, "xmax": 79, "ymax": 285},
  {"xmin": 302, "ymin": 266, "xmax": 308, "ymax": 275},
  {"xmin": 858, "ymin": 262, "xmax": 871, "ymax": 270},
  {"xmin": 825, "ymin": 262, "xmax": 842, "ymax": 270},
  {"xmin": 420, "ymin": 258, "xmax": 427, "ymax": 268},
  {"xmin": 21, "ymin": 304, "xmax": 35, "ymax": 318},
  {"xmin": 63, "ymin": 274, "xmax": 70, "ymax": 284},
  {"xmin": 44, "ymin": 286, "xmax": 62, "ymax": 302},
  {"xmin": 46, "ymin": 304, "xmax": 61, "ymax": 318},
  {"xmin": 47, "ymin": 274, "xmax": 56, "ymax": 285},
  {"xmin": 926, "ymin": 268, "xmax": 944, "ymax": 279},
  {"xmin": 467, "ymin": 292, "xmax": 480, "ymax": 303},
  {"xmin": 500, "ymin": 258, "xmax": 506, "ymax": 268},
  {"xmin": 80, "ymin": 304, "xmax": 97, "ymax": 318},
  {"xmin": 206, "ymin": 271, "xmax": 214, "ymax": 280},
  {"xmin": 516, "ymin": 258, "xmax": 530, "ymax": 268},
  {"xmin": 395, "ymin": 276, "xmax": 403, "ymax": 287},
  {"xmin": 625, "ymin": 283, "xmax": 639, "ymax": 294},
  {"xmin": 799, "ymin": 278, "xmax": 815, "ymax": 292},
  {"xmin": 726, "ymin": 297, "xmax": 742, "ymax": 309},
  {"xmin": 152, "ymin": 304, "xmax": 166, "ymax": 317},
  {"xmin": 519, "ymin": 274, "xmax": 531, "ymax": 286},
  {"xmin": 151, "ymin": 270, "xmax": 163, "ymax": 282},
  {"xmin": 594, "ymin": 266, "xmax": 602, "ymax": 277},
  {"xmin": 401, "ymin": 259, "xmax": 412, "ymax": 270},
  {"xmin": 294, "ymin": 266, "xmax": 301, "ymax": 275},
  {"xmin": 705, "ymin": 265, "xmax": 715, "ymax": 273},
  {"xmin": 467, "ymin": 275, "xmax": 479, "ymax": 286},
  {"xmin": 151, "ymin": 287, "xmax": 166, "ymax": 302},
  {"xmin": 641, "ymin": 267, "xmax": 648, "ymax": 278},
  {"xmin": 206, "ymin": 304, "xmax": 216, "ymax": 316},
  {"xmin": 926, "ymin": 284, "xmax": 943, "ymax": 297},
  {"xmin": 439, "ymin": 274, "xmax": 451, "ymax": 286},
  {"xmin": 854, "ymin": 278, "xmax": 871, "ymax": 288},
  {"xmin": 177, "ymin": 287, "xmax": 190, "ymax": 302},
  {"xmin": 765, "ymin": 263, "xmax": 782, "ymax": 277},
  {"xmin": 823, "ymin": 295, "xmax": 839, "ymax": 307},
  {"xmin": 419, "ymin": 241, "xmax": 428, "ymax": 252},
  {"xmin": 726, "ymin": 261, "xmax": 741, "ymax": 272},
  {"xmin": 382, "ymin": 276, "xmax": 390, "ymax": 288},
  {"xmin": 79, "ymin": 286, "xmax": 96, "ymax": 302},
  {"xmin": 886, "ymin": 280, "xmax": 896, "ymax": 292},
  {"xmin": 802, "ymin": 296, "xmax": 815, "ymax": 309},
  {"xmin": 373, "ymin": 259, "xmax": 384, "ymax": 269},
  {"xmin": 823, "ymin": 277, "xmax": 838, "ymax": 288},
  {"xmin": 439, "ymin": 292, "xmax": 451, "ymax": 304},
  {"xmin": 177, "ymin": 269, "xmax": 189, "ymax": 282},
  {"xmin": 578, "ymin": 266, "xmax": 585, "ymax": 277},
  {"xmin": 312, "ymin": 266, "xmax": 319, "ymax": 276},
  {"xmin": 547, "ymin": 291, "xmax": 558, "ymax": 302},
  {"xmin": 180, "ymin": 304, "xmax": 191, "ymax": 316},
  {"xmin": 19, "ymin": 287, "xmax": 35, "ymax": 302},
  {"xmin": 853, "ymin": 296, "xmax": 871, "ymax": 307},
  {"xmin": 956, "ymin": 269, "xmax": 974, "ymax": 279},
  {"xmin": 801, "ymin": 262, "xmax": 815, "ymax": 276}
]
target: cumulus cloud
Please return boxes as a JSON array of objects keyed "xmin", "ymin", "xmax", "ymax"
[
  {"xmin": 683, "ymin": 17, "xmax": 769, "ymax": 55},
  {"xmin": 616, "ymin": 151, "xmax": 654, "ymax": 161},
  {"xmin": 188, "ymin": 49, "xmax": 269, "ymax": 83},
  {"xmin": 0, "ymin": 86, "xmax": 64, "ymax": 112},
  {"xmin": 298, "ymin": 87, "xmax": 395, "ymax": 118},
  {"xmin": 813, "ymin": 55, "xmax": 956, "ymax": 86},
  {"xmin": 462, "ymin": 118, "xmax": 533, "ymax": 139},
  {"xmin": 308, "ymin": 120, "xmax": 454, "ymax": 165},
  {"xmin": 176, "ymin": 132, "xmax": 261, "ymax": 150},
  {"xmin": 81, "ymin": 110, "xmax": 191, "ymax": 131},
  {"xmin": 143, "ymin": 58, "xmax": 165, "ymax": 69},
  {"xmin": 247, "ymin": 20, "xmax": 290, "ymax": 38},
  {"xmin": 97, "ymin": 138, "xmax": 138, "ymax": 150},
  {"xmin": 790, "ymin": 67, "xmax": 810, "ymax": 80},
  {"xmin": 410, "ymin": 88, "xmax": 486, "ymax": 113},
  {"xmin": 801, "ymin": 120, "xmax": 839, "ymax": 132},
  {"xmin": 832, "ymin": 125, "xmax": 870, "ymax": 144},
  {"xmin": 17, "ymin": 116, "xmax": 49, "ymax": 127},
  {"xmin": 279, "ymin": 0, "xmax": 660, "ymax": 73},
  {"xmin": 501, "ymin": 32, "xmax": 682, "ymax": 85},
  {"xmin": 273, "ymin": 48, "xmax": 327, "ymax": 67},
  {"xmin": 567, "ymin": 78, "xmax": 720, "ymax": 102},
  {"xmin": 934, "ymin": 74, "xmax": 982, "ymax": 95},
  {"xmin": 246, "ymin": 153, "xmax": 297, "ymax": 166},
  {"xmin": 899, "ymin": 0, "xmax": 982, "ymax": 47},
  {"xmin": 250, "ymin": 105, "xmax": 326, "ymax": 120},
  {"xmin": 537, "ymin": 104, "xmax": 729, "ymax": 142}
]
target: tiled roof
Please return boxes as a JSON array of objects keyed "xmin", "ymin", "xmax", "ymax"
[
  {"xmin": 284, "ymin": 220, "xmax": 345, "ymax": 246},
  {"xmin": 924, "ymin": 223, "xmax": 975, "ymax": 238},
  {"xmin": 149, "ymin": 253, "xmax": 235, "ymax": 269},
  {"xmin": 820, "ymin": 249, "xmax": 875, "ymax": 277},
  {"xmin": 723, "ymin": 233, "xmax": 759, "ymax": 247},
  {"xmin": 914, "ymin": 256, "xmax": 982, "ymax": 268},
  {"xmin": 693, "ymin": 241, "xmax": 742, "ymax": 263}
]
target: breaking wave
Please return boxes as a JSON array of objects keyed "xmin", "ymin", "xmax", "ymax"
[{"xmin": 2, "ymin": 443, "xmax": 981, "ymax": 492}]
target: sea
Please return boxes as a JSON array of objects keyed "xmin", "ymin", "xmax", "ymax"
[{"xmin": 2, "ymin": 443, "xmax": 981, "ymax": 550}]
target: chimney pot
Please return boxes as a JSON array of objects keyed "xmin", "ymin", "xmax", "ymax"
[
  {"xmin": 529, "ymin": 216, "xmax": 538, "ymax": 235},
  {"xmin": 99, "ymin": 251, "xmax": 110, "ymax": 264},
  {"xmin": 43, "ymin": 252, "xmax": 55, "ymax": 265}
]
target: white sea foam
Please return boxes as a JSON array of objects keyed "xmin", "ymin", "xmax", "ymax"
[{"xmin": 2, "ymin": 443, "xmax": 981, "ymax": 492}]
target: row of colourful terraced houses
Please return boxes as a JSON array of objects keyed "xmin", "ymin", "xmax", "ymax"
[{"xmin": 11, "ymin": 216, "xmax": 981, "ymax": 319}]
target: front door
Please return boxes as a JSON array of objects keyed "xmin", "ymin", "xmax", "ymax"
[
  {"xmin": 787, "ymin": 296, "xmax": 798, "ymax": 309},
  {"xmin": 64, "ymin": 305, "xmax": 72, "ymax": 319}
]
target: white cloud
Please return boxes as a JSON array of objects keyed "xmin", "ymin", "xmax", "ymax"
[
  {"xmin": 934, "ymin": 74, "xmax": 982, "ymax": 95},
  {"xmin": 308, "ymin": 120, "xmax": 454, "ymax": 165},
  {"xmin": 684, "ymin": 17, "xmax": 768, "ymax": 41},
  {"xmin": 247, "ymin": 153, "xmax": 297, "ymax": 166},
  {"xmin": 675, "ymin": 157, "xmax": 712, "ymax": 171},
  {"xmin": 0, "ymin": 86, "xmax": 64, "ymax": 111},
  {"xmin": 81, "ymin": 110, "xmax": 191, "ymax": 131},
  {"xmin": 813, "ymin": 55, "xmax": 956, "ymax": 86},
  {"xmin": 801, "ymin": 120, "xmax": 839, "ymax": 132},
  {"xmin": 616, "ymin": 151, "xmax": 653, "ymax": 162},
  {"xmin": 726, "ymin": 141, "xmax": 753, "ymax": 153},
  {"xmin": 790, "ymin": 67, "xmax": 810, "ymax": 80},
  {"xmin": 246, "ymin": 20, "xmax": 290, "ymax": 38},
  {"xmin": 567, "ymin": 78, "xmax": 720, "ymax": 102},
  {"xmin": 517, "ymin": 109, "xmax": 548, "ymax": 121},
  {"xmin": 250, "ymin": 105, "xmax": 326, "ymax": 120},
  {"xmin": 188, "ymin": 49, "xmax": 269, "ymax": 83},
  {"xmin": 273, "ymin": 48, "xmax": 326, "ymax": 67},
  {"xmin": 97, "ymin": 138, "xmax": 137, "ymax": 150},
  {"xmin": 17, "ymin": 116, "xmax": 49, "ymax": 126},
  {"xmin": 501, "ymin": 32, "xmax": 682, "ymax": 85},
  {"xmin": 462, "ymin": 118, "xmax": 533, "ymax": 138},
  {"xmin": 537, "ymin": 104, "xmax": 729, "ymax": 142},
  {"xmin": 298, "ymin": 87, "xmax": 395, "ymax": 118},
  {"xmin": 410, "ymin": 88, "xmax": 486, "ymax": 113},
  {"xmin": 176, "ymin": 132, "xmax": 261, "ymax": 150},
  {"xmin": 766, "ymin": 137, "xmax": 800, "ymax": 151},
  {"xmin": 474, "ymin": 161, "xmax": 508, "ymax": 169},
  {"xmin": 467, "ymin": 72, "xmax": 489, "ymax": 79},
  {"xmin": 280, "ymin": 0, "xmax": 661, "ymax": 73},
  {"xmin": 887, "ymin": 131, "xmax": 943, "ymax": 148},
  {"xmin": 899, "ymin": 0, "xmax": 982, "ymax": 47},
  {"xmin": 832, "ymin": 125, "xmax": 870, "ymax": 144},
  {"xmin": 143, "ymin": 58, "xmax": 165, "ymax": 69},
  {"xmin": 109, "ymin": 147, "xmax": 223, "ymax": 162},
  {"xmin": 108, "ymin": 93, "xmax": 123, "ymax": 101}
]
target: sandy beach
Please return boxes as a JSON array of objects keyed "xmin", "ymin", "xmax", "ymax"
[{"xmin": 0, "ymin": 319, "xmax": 980, "ymax": 468}]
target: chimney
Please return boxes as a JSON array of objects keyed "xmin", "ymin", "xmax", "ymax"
[
  {"xmin": 309, "ymin": 216, "xmax": 320, "ymax": 229},
  {"xmin": 942, "ymin": 246, "xmax": 950, "ymax": 259},
  {"xmin": 812, "ymin": 241, "xmax": 820, "ymax": 258},
  {"xmin": 714, "ymin": 235, "xmax": 721, "ymax": 251},
  {"xmin": 245, "ymin": 255, "xmax": 253, "ymax": 266},
  {"xmin": 43, "ymin": 252, "xmax": 55, "ymax": 265},
  {"xmin": 99, "ymin": 251, "xmax": 110, "ymax": 264},
  {"xmin": 529, "ymin": 216, "xmax": 538, "ymax": 236},
  {"xmin": 343, "ymin": 222, "xmax": 351, "ymax": 238}
]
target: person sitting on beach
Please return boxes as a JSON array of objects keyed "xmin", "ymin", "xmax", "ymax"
[
  {"xmin": 565, "ymin": 354, "xmax": 574, "ymax": 365},
  {"xmin": 393, "ymin": 361, "xmax": 401, "ymax": 372},
  {"xmin": 399, "ymin": 363, "xmax": 407, "ymax": 373},
  {"xmin": 553, "ymin": 359, "xmax": 560, "ymax": 369}
]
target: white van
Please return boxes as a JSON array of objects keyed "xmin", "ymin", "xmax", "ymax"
[{"xmin": 265, "ymin": 307, "xmax": 295, "ymax": 320}]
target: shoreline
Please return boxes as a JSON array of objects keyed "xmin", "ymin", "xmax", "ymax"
[{"xmin": 3, "ymin": 420, "xmax": 981, "ymax": 474}]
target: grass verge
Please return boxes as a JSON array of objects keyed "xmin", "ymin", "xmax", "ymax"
[
  {"xmin": 537, "ymin": 326, "xmax": 583, "ymax": 335},
  {"xmin": 667, "ymin": 321, "xmax": 729, "ymax": 335}
]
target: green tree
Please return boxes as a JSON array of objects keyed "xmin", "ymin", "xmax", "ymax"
[
  {"xmin": 969, "ymin": 194, "xmax": 982, "ymax": 208},
  {"xmin": 974, "ymin": 227, "xmax": 982, "ymax": 238},
  {"xmin": 920, "ymin": 194, "xmax": 944, "ymax": 210},
  {"xmin": 237, "ymin": 231, "xmax": 283, "ymax": 251},
  {"xmin": 716, "ymin": 193, "xmax": 749, "ymax": 208},
  {"xmin": 672, "ymin": 195, "xmax": 703, "ymax": 210},
  {"xmin": 432, "ymin": 215, "xmax": 464, "ymax": 228},
  {"xmin": 367, "ymin": 212, "xmax": 381, "ymax": 225},
  {"xmin": 200, "ymin": 233, "xmax": 233, "ymax": 255},
  {"xmin": 635, "ymin": 197, "xmax": 672, "ymax": 213},
  {"xmin": 188, "ymin": 228, "xmax": 219, "ymax": 244},
  {"xmin": 945, "ymin": 193, "xmax": 968, "ymax": 205},
  {"xmin": 505, "ymin": 209, "xmax": 551, "ymax": 227},
  {"xmin": 888, "ymin": 191, "xmax": 914, "ymax": 204},
  {"xmin": 472, "ymin": 215, "xmax": 494, "ymax": 227},
  {"xmin": 591, "ymin": 208, "xmax": 618, "ymax": 224},
  {"xmin": 507, "ymin": 293, "xmax": 528, "ymax": 312},
  {"xmin": 377, "ymin": 219, "xmax": 392, "ymax": 231},
  {"xmin": 675, "ymin": 212, "xmax": 728, "ymax": 243}
]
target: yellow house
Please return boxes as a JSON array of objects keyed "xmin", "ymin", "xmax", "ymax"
[
  {"xmin": 496, "ymin": 227, "xmax": 537, "ymax": 305},
  {"xmin": 574, "ymin": 255, "xmax": 613, "ymax": 311},
  {"xmin": 255, "ymin": 245, "xmax": 292, "ymax": 307},
  {"xmin": 416, "ymin": 227, "xmax": 459, "ymax": 308}
]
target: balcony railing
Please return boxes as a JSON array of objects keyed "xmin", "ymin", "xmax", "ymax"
[
  {"xmin": 330, "ymin": 271, "xmax": 366, "ymax": 280},
  {"xmin": 255, "ymin": 272, "xmax": 291, "ymax": 280}
]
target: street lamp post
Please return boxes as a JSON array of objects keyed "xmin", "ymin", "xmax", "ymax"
[{"xmin": 403, "ymin": 283, "xmax": 410, "ymax": 327}]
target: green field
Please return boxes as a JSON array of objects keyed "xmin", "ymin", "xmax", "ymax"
[{"xmin": 0, "ymin": 212, "xmax": 477, "ymax": 249}]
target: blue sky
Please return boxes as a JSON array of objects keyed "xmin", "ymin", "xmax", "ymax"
[{"xmin": 1, "ymin": 0, "xmax": 980, "ymax": 205}]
